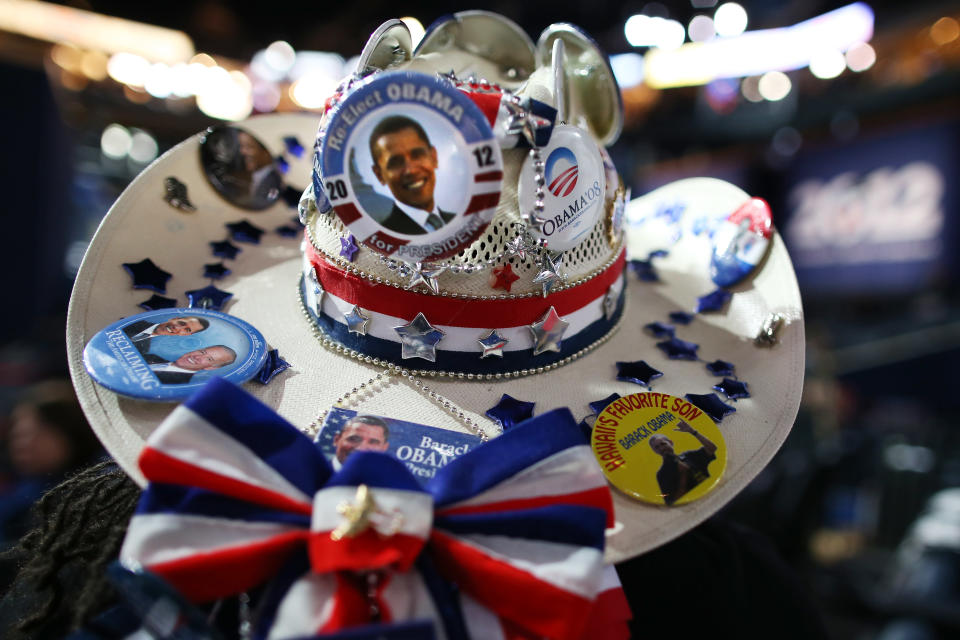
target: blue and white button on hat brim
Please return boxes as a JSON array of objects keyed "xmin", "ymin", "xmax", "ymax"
[{"xmin": 66, "ymin": 112, "xmax": 804, "ymax": 563}]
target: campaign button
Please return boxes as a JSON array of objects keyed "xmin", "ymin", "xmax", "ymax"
[
  {"xmin": 710, "ymin": 197, "xmax": 773, "ymax": 288},
  {"xmin": 83, "ymin": 308, "xmax": 268, "ymax": 401},
  {"xmin": 518, "ymin": 124, "xmax": 605, "ymax": 251},
  {"xmin": 591, "ymin": 392, "xmax": 727, "ymax": 507},
  {"xmin": 200, "ymin": 126, "xmax": 283, "ymax": 211},
  {"xmin": 319, "ymin": 70, "xmax": 502, "ymax": 262}
]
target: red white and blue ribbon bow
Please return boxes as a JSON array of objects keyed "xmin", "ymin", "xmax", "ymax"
[{"xmin": 120, "ymin": 378, "xmax": 630, "ymax": 640}]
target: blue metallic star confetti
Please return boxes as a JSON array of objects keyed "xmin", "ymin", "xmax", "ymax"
[
  {"xmin": 577, "ymin": 418, "xmax": 594, "ymax": 442},
  {"xmin": 644, "ymin": 322, "xmax": 675, "ymax": 338},
  {"xmin": 648, "ymin": 249, "xmax": 670, "ymax": 259},
  {"xmin": 203, "ymin": 262, "xmax": 231, "ymax": 280},
  {"xmin": 282, "ymin": 185, "xmax": 301, "ymax": 208},
  {"xmin": 275, "ymin": 225, "xmax": 299, "ymax": 238},
  {"xmin": 210, "ymin": 239, "xmax": 241, "ymax": 260},
  {"xmin": 669, "ymin": 311, "xmax": 694, "ymax": 325},
  {"xmin": 706, "ymin": 360, "xmax": 736, "ymax": 377},
  {"xmin": 485, "ymin": 394, "xmax": 536, "ymax": 431},
  {"xmin": 713, "ymin": 378, "xmax": 750, "ymax": 400},
  {"xmin": 656, "ymin": 336, "xmax": 700, "ymax": 360},
  {"xmin": 616, "ymin": 360, "xmax": 664, "ymax": 387},
  {"xmin": 274, "ymin": 155, "xmax": 289, "ymax": 174},
  {"xmin": 696, "ymin": 289, "xmax": 733, "ymax": 313},
  {"xmin": 255, "ymin": 349, "xmax": 291, "ymax": 384},
  {"xmin": 340, "ymin": 234, "xmax": 360, "ymax": 261},
  {"xmin": 226, "ymin": 220, "xmax": 265, "ymax": 244},
  {"xmin": 122, "ymin": 259, "xmax": 172, "ymax": 293},
  {"xmin": 283, "ymin": 136, "xmax": 304, "ymax": 157},
  {"xmin": 185, "ymin": 284, "xmax": 233, "ymax": 311},
  {"xmin": 589, "ymin": 393, "xmax": 622, "ymax": 416},
  {"xmin": 685, "ymin": 393, "xmax": 736, "ymax": 423},
  {"xmin": 628, "ymin": 259, "xmax": 659, "ymax": 282},
  {"xmin": 138, "ymin": 294, "xmax": 177, "ymax": 311}
]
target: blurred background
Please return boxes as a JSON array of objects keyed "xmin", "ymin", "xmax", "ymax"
[{"xmin": 0, "ymin": 0, "xmax": 958, "ymax": 636}]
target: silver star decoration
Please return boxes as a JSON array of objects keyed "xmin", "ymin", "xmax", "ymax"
[
  {"xmin": 394, "ymin": 312, "xmax": 445, "ymax": 362},
  {"xmin": 532, "ymin": 252, "xmax": 566, "ymax": 297},
  {"xmin": 506, "ymin": 234, "xmax": 528, "ymax": 261},
  {"xmin": 437, "ymin": 69, "xmax": 458, "ymax": 85},
  {"xmin": 306, "ymin": 268, "xmax": 324, "ymax": 315},
  {"xmin": 344, "ymin": 305, "xmax": 371, "ymax": 335},
  {"xmin": 405, "ymin": 262, "xmax": 445, "ymax": 294},
  {"xmin": 503, "ymin": 98, "xmax": 552, "ymax": 148},
  {"xmin": 603, "ymin": 284, "xmax": 618, "ymax": 321},
  {"xmin": 478, "ymin": 329, "xmax": 509, "ymax": 358},
  {"xmin": 528, "ymin": 306, "xmax": 569, "ymax": 356}
]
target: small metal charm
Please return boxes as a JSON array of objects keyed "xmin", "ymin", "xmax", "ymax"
[
  {"xmin": 755, "ymin": 312, "xmax": 784, "ymax": 347},
  {"xmin": 602, "ymin": 284, "xmax": 618, "ymax": 321},
  {"xmin": 533, "ymin": 252, "xmax": 565, "ymax": 297},
  {"xmin": 405, "ymin": 262, "xmax": 445, "ymax": 294},
  {"xmin": 163, "ymin": 177, "xmax": 196, "ymax": 212}
]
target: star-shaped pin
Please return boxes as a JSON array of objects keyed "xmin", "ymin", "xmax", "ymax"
[
  {"xmin": 503, "ymin": 98, "xmax": 552, "ymax": 147},
  {"xmin": 603, "ymin": 285, "xmax": 619, "ymax": 320},
  {"xmin": 696, "ymin": 289, "xmax": 732, "ymax": 313},
  {"xmin": 616, "ymin": 361, "xmax": 664, "ymax": 387},
  {"xmin": 490, "ymin": 264, "xmax": 520, "ymax": 292},
  {"xmin": 306, "ymin": 268, "xmax": 324, "ymax": 315},
  {"xmin": 163, "ymin": 177, "xmax": 196, "ymax": 212},
  {"xmin": 185, "ymin": 284, "xmax": 233, "ymax": 311},
  {"xmin": 685, "ymin": 393, "xmax": 736, "ymax": 423},
  {"xmin": 255, "ymin": 349, "xmax": 290, "ymax": 384},
  {"xmin": 122, "ymin": 258, "xmax": 172, "ymax": 293},
  {"xmin": 505, "ymin": 235, "xmax": 528, "ymax": 261},
  {"xmin": 226, "ymin": 220, "xmax": 265, "ymax": 244},
  {"xmin": 203, "ymin": 262, "xmax": 231, "ymax": 280},
  {"xmin": 705, "ymin": 360, "xmax": 736, "ymax": 377},
  {"xmin": 713, "ymin": 378, "xmax": 750, "ymax": 400},
  {"xmin": 629, "ymin": 259, "xmax": 659, "ymax": 282},
  {"xmin": 210, "ymin": 239, "xmax": 241, "ymax": 260},
  {"xmin": 283, "ymin": 135, "xmax": 304, "ymax": 157},
  {"xmin": 656, "ymin": 336, "xmax": 700, "ymax": 360},
  {"xmin": 394, "ymin": 312, "xmax": 444, "ymax": 362},
  {"xmin": 138, "ymin": 294, "xmax": 177, "ymax": 311},
  {"xmin": 344, "ymin": 305, "xmax": 370, "ymax": 335},
  {"xmin": 644, "ymin": 322, "xmax": 675, "ymax": 338},
  {"xmin": 339, "ymin": 234, "xmax": 359, "ymax": 262},
  {"xmin": 275, "ymin": 225, "xmax": 299, "ymax": 238},
  {"xmin": 669, "ymin": 311, "xmax": 694, "ymax": 325},
  {"xmin": 485, "ymin": 394, "xmax": 536, "ymax": 431},
  {"xmin": 478, "ymin": 329, "xmax": 509, "ymax": 358},
  {"xmin": 405, "ymin": 262, "xmax": 445, "ymax": 294},
  {"xmin": 589, "ymin": 393, "xmax": 622, "ymax": 416},
  {"xmin": 528, "ymin": 306, "xmax": 569, "ymax": 356},
  {"xmin": 533, "ymin": 252, "xmax": 565, "ymax": 297}
]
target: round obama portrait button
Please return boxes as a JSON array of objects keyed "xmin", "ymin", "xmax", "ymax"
[
  {"xmin": 320, "ymin": 70, "xmax": 502, "ymax": 262},
  {"xmin": 82, "ymin": 308, "xmax": 268, "ymax": 401},
  {"xmin": 591, "ymin": 392, "xmax": 727, "ymax": 507}
]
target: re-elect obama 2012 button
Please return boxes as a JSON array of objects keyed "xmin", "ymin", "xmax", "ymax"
[
  {"xmin": 591, "ymin": 392, "xmax": 727, "ymax": 507},
  {"xmin": 82, "ymin": 308, "xmax": 268, "ymax": 401},
  {"xmin": 319, "ymin": 71, "xmax": 503, "ymax": 262}
]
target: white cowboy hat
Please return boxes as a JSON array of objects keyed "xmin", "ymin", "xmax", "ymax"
[{"xmin": 66, "ymin": 33, "xmax": 803, "ymax": 566}]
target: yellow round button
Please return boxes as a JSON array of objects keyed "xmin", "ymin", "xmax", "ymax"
[{"xmin": 591, "ymin": 392, "xmax": 727, "ymax": 506}]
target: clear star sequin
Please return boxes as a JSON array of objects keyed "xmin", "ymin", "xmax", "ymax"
[
  {"xmin": 616, "ymin": 361, "xmax": 664, "ymax": 387},
  {"xmin": 528, "ymin": 306, "xmax": 569, "ymax": 356},
  {"xmin": 485, "ymin": 394, "xmax": 536, "ymax": 431},
  {"xmin": 394, "ymin": 313, "xmax": 445, "ymax": 362},
  {"xmin": 713, "ymin": 378, "xmax": 750, "ymax": 400},
  {"xmin": 405, "ymin": 262, "xmax": 445, "ymax": 294},
  {"xmin": 478, "ymin": 329, "xmax": 508, "ymax": 358},
  {"xmin": 603, "ymin": 284, "xmax": 619, "ymax": 321},
  {"xmin": 344, "ymin": 305, "xmax": 370, "ymax": 335},
  {"xmin": 685, "ymin": 393, "xmax": 736, "ymax": 423},
  {"xmin": 122, "ymin": 258, "xmax": 172, "ymax": 293},
  {"xmin": 533, "ymin": 252, "xmax": 565, "ymax": 298}
]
